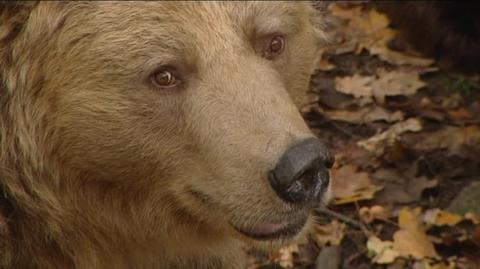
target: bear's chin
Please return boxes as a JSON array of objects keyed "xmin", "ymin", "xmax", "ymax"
[{"xmin": 231, "ymin": 213, "xmax": 314, "ymax": 250}]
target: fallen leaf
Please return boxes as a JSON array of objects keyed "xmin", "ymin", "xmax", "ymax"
[
  {"xmin": 304, "ymin": 93, "xmax": 320, "ymax": 104},
  {"xmin": 318, "ymin": 58, "xmax": 336, "ymax": 71},
  {"xmin": 278, "ymin": 244, "xmax": 299, "ymax": 268},
  {"xmin": 472, "ymin": 227, "xmax": 480, "ymax": 246},
  {"xmin": 371, "ymin": 42, "xmax": 435, "ymax": 67},
  {"xmin": 334, "ymin": 74, "xmax": 375, "ymax": 98},
  {"xmin": 465, "ymin": 213, "xmax": 480, "ymax": 225},
  {"xmin": 328, "ymin": 4, "xmax": 364, "ymax": 21},
  {"xmin": 325, "ymin": 106, "xmax": 404, "ymax": 124},
  {"xmin": 413, "ymin": 126, "xmax": 480, "ymax": 153},
  {"xmin": 423, "ymin": 209, "xmax": 463, "ymax": 227},
  {"xmin": 328, "ymin": 3, "xmax": 434, "ymax": 67},
  {"xmin": 405, "ymin": 176, "xmax": 438, "ymax": 202},
  {"xmin": 313, "ymin": 220, "xmax": 346, "ymax": 246},
  {"xmin": 441, "ymin": 94, "xmax": 462, "ymax": 109},
  {"xmin": 365, "ymin": 9, "xmax": 390, "ymax": 33},
  {"xmin": 371, "ymin": 70, "xmax": 427, "ymax": 103},
  {"xmin": 360, "ymin": 205, "xmax": 391, "ymax": 224},
  {"xmin": 413, "ymin": 260, "xmax": 456, "ymax": 269},
  {"xmin": 331, "ymin": 164, "xmax": 383, "ymax": 205},
  {"xmin": 448, "ymin": 108, "xmax": 472, "ymax": 121},
  {"xmin": 326, "ymin": 40, "xmax": 358, "ymax": 55},
  {"xmin": 367, "ymin": 236, "xmax": 400, "ymax": 264},
  {"xmin": 393, "ymin": 207, "xmax": 439, "ymax": 260},
  {"xmin": 358, "ymin": 118, "xmax": 422, "ymax": 155},
  {"xmin": 372, "ymin": 168, "xmax": 438, "ymax": 204},
  {"xmin": 363, "ymin": 106, "xmax": 405, "ymax": 123}
]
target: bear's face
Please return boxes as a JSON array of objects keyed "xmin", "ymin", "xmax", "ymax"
[{"xmin": 21, "ymin": 2, "xmax": 328, "ymax": 248}]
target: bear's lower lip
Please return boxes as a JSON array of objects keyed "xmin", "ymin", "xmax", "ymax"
[{"xmin": 233, "ymin": 214, "xmax": 308, "ymax": 240}]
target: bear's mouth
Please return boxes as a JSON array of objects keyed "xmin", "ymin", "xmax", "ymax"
[{"xmin": 232, "ymin": 214, "xmax": 309, "ymax": 240}]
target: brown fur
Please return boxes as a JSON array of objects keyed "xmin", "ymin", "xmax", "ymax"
[{"xmin": 0, "ymin": 2, "xmax": 327, "ymax": 268}]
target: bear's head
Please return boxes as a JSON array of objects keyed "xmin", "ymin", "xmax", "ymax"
[{"xmin": 0, "ymin": 1, "xmax": 331, "ymax": 266}]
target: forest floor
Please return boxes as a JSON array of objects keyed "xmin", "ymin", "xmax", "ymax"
[{"xmin": 249, "ymin": 3, "xmax": 480, "ymax": 269}]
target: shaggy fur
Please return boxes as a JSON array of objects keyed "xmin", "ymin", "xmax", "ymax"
[
  {"xmin": 377, "ymin": 1, "xmax": 480, "ymax": 72},
  {"xmin": 0, "ymin": 2, "xmax": 327, "ymax": 268}
]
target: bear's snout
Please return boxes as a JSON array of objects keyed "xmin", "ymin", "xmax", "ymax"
[{"xmin": 268, "ymin": 138, "xmax": 334, "ymax": 205}]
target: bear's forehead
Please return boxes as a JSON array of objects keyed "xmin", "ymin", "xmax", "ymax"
[
  {"xmin": 36, "ymin": 1, "xmax": 308, "ymax": 71},
  {"xmin": 58, "ymin": 2, "xmax": 306, "ymax": 45}
]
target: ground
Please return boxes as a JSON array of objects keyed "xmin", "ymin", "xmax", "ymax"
[{"xmin": 248, "ymin": 3, "xmax": 480, "ymax": 269}]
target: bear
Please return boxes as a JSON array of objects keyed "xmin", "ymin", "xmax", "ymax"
[{"xmin": 0, "ymin": 2, "xmax": 332, "ymax": 268}]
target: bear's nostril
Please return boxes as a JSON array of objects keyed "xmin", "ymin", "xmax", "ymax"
[
  {"xmin": 269, "ymin": 138, "xmax": 333, "ymax": 205},
  {"xmin": 297, "ymin": 167, "xmax": 320, "ymax": 191},
  {"xmin": 324, "ymin": 155, "xmax": 335, "ymax": 169}
]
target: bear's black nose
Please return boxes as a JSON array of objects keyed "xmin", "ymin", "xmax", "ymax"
[{"xmin": 269, "ymin": 138, "xmax": 334, "ymax": 205}]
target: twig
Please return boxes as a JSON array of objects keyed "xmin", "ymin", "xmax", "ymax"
[{"xmin": 315, "ymin": 207, "xmax": 364, "ymax": 230}]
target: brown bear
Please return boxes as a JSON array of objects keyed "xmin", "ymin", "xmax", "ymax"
[{"xmin": 0, "ymin": 2, "xmax": 332, "ymax": 268}]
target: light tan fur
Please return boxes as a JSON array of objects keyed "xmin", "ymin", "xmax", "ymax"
[{"xmin": 0, "ymin": 2, "xmax": 327, "ymax": 268}]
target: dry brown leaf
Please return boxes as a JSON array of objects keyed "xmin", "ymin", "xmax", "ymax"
[
  {"xmin": 413, "ymin": 260, "xmax": 456, "ymax": 269},
  {"xmin": 367, "ymin": 236, "xmax": 400, "ymax": 264},
  {"xmin": 327, "ymin": 41, "xmax": 358, "ymax": 55},
  {"xmin": 318, "ymin": 58, "xmax": 336, "ymax": 71},
  {"xmin": 352, "ymin": 10, "xmax": 391, "ymax": 55},
  {"xmin": 363, "ymin": 106, "xmax": 405, "ymax": 123},
  {"xmin": 393, "ymin": 207, "xmax": 439, "ymax": 260},
  {"xmin": 278, "ymin": 244, "xmax": 299, "ymax": 268},
  {"xmin": 304, "ymin": 93, "xmax": 320, "ymax": 104},
  {"xmin": 331, "ymin": 164, "xmax": 382, "ymax": 205},
  {"xmin": 351, "ymin": 10, "xmax": 434, "ymax": 67},
  {"xmin": 371, "ymin": 70, "xmax": 427, "ymax": 103},
  {"xmin": 372, "ymin": 168, "xmax": 438, "ymax": 206},
  {"xmin": 358, "ymin": 118, "xmax": 422, "ymax": 155},
  {"xmin": 448, "ymin": 108, "xmax": 472, "ymax": 121},
  {"xmin": 423, "ymin": 209, "xmax": 463, "ymax": 227},
  {"xmin": 360, "ymin": 205, "xmax": 391, "ymax": 224},
  {"xmin": 334, "ymin": 71, "xmax": 426, "ymax": 104},
  {"xmin": 465, "ymin": 212, "xmax": 480, "ymax": 225},
  {"xmin": 325, "ymin": 106, "xmax": 404, "ymax": 124},
  {"xmin": 365, "ymin": 9, "xmax": 390, "ymax": 33},
  {"xmin": 334, "ymin": 74, "xmax": 375, "ymax": 98},
  {"xmin": 441, "ymin": 94, "xmax": 462, "ymax": 109},
  {"xmin": 370, "ymin": 42, "xmax": 435, "ymax": 67},
  {"xmin": 328, "ymin": 4, "xmax": 364, "ymax": 21},
  {"xmin": 313, "ymin": 220, "xmax": 346, "ymax": 246},
  {"xmin": 406, "ymin": 176, "xmax": 438, "ymax": 202},
  {"xmin": 329, "ymin": 3, "xmax": 435, "ymax": 67},
  {"xmin": 413, "ymin": 126, "xmax": 480, "ymax": 152}
]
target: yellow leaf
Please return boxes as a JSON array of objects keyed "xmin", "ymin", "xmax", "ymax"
[
  {"xmin": 423, "ymin": 209, "xmax": 463, "ymax": 227},
  {"xmin": 367, "ymin": 236, "xmax": 400, "ymax": 264},
  {"xmin": 393, "ymin": 207, "xmax": 439, "ymax": 259}
]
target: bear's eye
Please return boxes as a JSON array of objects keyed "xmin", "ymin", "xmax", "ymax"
[
  {"xmin": 151, "ymin": 68, "xmax": 180, "ymax": 88},
  {"xmin": 263, "ymin": 35, "xmax": 285, "ymax": 60}
]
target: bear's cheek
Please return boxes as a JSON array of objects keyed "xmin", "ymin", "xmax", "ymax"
[{"xmin": 52, "ymin": 88, "xmax": 189, "ymax": 180}]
